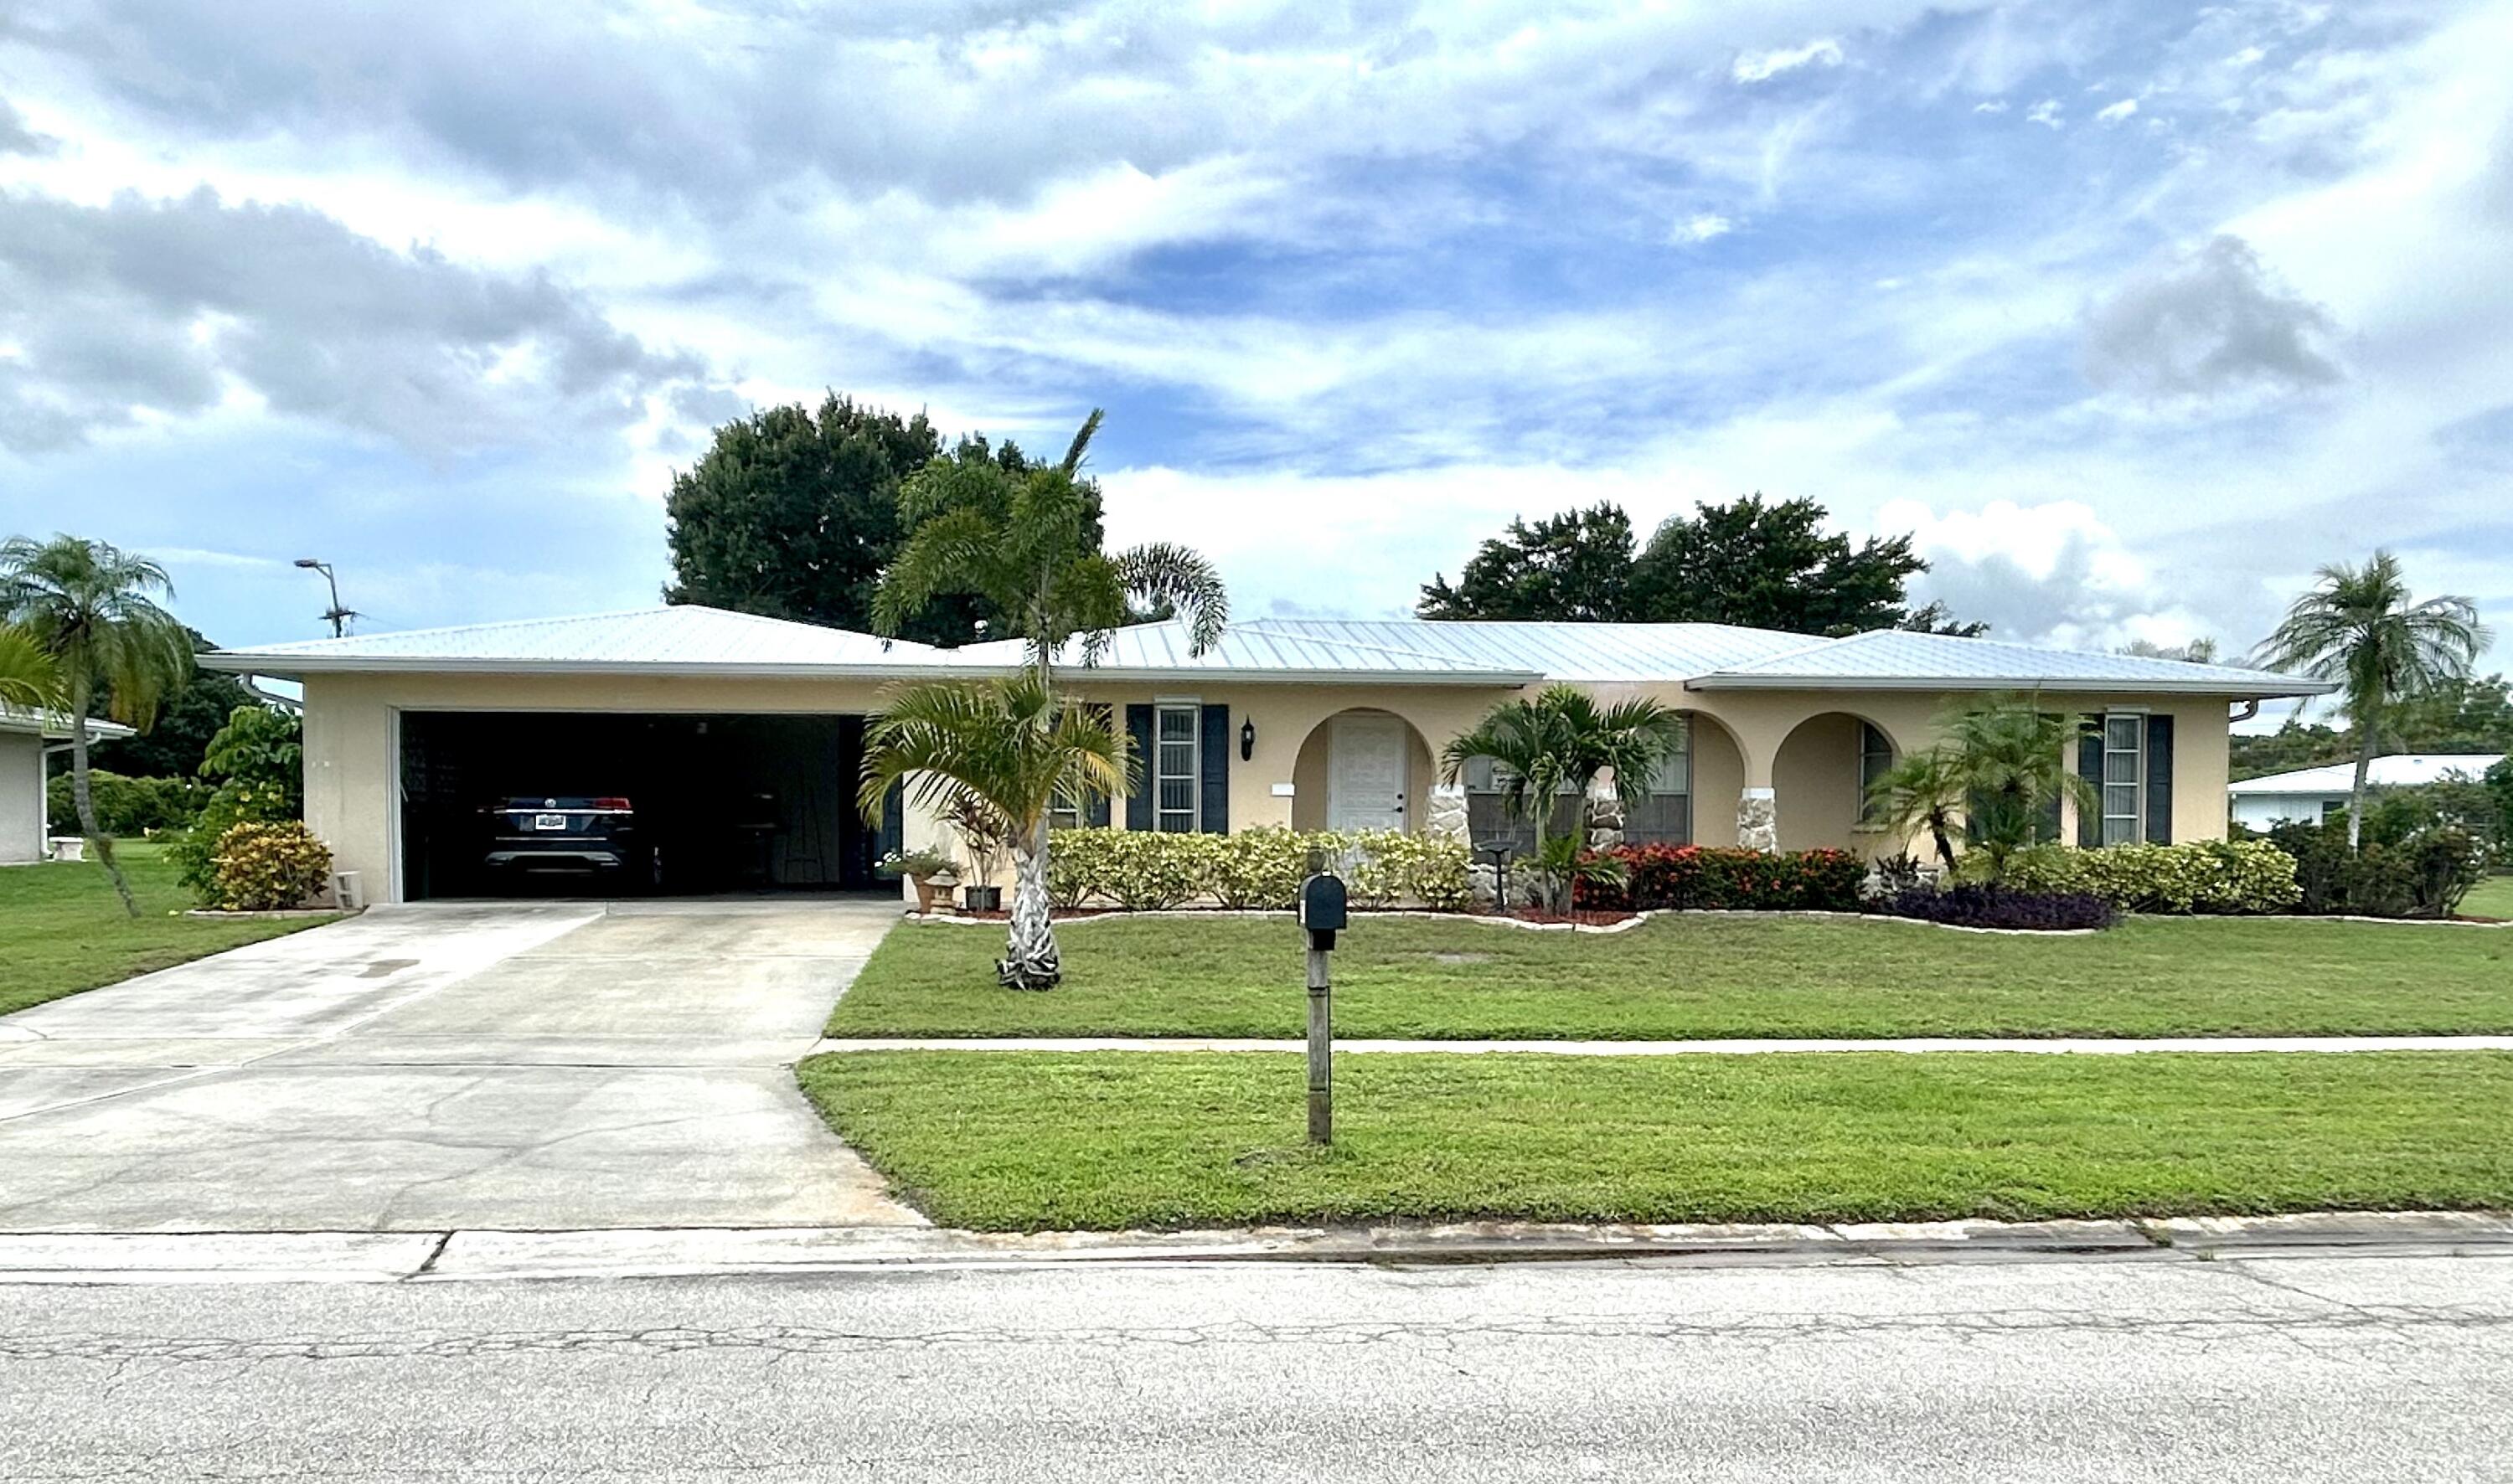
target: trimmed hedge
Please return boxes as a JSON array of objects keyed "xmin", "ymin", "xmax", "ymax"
[
  {"xmin": 1044, "ymin": 827, "xmax": 1471, "ymax": 912},
  {"xmin": 1986, "ymin": 841, "xmax": 2300, "ymax": 915},
  {"xmin": 2268, "ymin": 819, "xmax": 2488, "ymax": 920},
  {"xmin": 45, "ymin": 769, "xmax": 209, "ymax": 837},
  {"xmin": 1879, "ymin": 884, "xmax": 2118, "ymax": 931},
  {"xmin": 1575, "ymin": 844, "xmax": 1866, "ymax": 913}
]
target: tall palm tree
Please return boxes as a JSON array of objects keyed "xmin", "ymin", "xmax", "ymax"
[
  {"xmin": 0, "ymin": 536, "xmax": 194, "ymax": 915},
  {"xmin": 871, "ymin": 410, "xmax": 1228, "ymax": 672},
  {"xmin": 1438, "ymin": 684, "xmax": 1682, "ymax": 913},
  {"xmin": 867, "ymin": 410, "xmax": 1228, "ymax": 987},
  {"xmin": 859, "ymin": 669, "xmax": 1129, "ymax": 988},
  {"xmin": 2255, "ymin": 551, "xmax": 2490, "ymax": 849}
]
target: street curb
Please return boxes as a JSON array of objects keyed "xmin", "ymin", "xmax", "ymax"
[{"xmin": 3, "ymin": 1211, "xmax": 2508, "ymax": 1286}]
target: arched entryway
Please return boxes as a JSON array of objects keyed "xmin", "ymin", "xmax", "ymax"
[
  {"xmin": 1292, "ymin": 709, "xmax": 1437, "ymax": 832},
  {"xmin": 1771, "ymin": 711, "xmax": 1902, "ymax": 854}
]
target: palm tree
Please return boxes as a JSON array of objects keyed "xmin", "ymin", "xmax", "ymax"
[
  {"xmin": 866, "ymin": 410, "xmax": 1228, "ymax": 987},
  {"xmin": 0, "ymin": 536, "xmax": 194, "ymax": 915},
  {"xmin": 872, "ymin": 410, "xmax": 1228, "ymax": 672},
  {"xmin": 1868, "ymin": 695, "xmax": 2095, "ymax": 880},
  {"xmin": 1438, "ymin": 684, "xmax": 1682, "ymax": 913},
  {"xmin": 859, "ymin": 670, "xmax": 1128, "ymax": 988},
  {"xmin": 2255, "ymin": 551, "xmax": 2491, "ymax": 849}
]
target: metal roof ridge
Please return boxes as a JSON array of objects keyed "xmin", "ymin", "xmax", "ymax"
[{"xmin": 1233, "ymin": 617, "xmax": 1544, "ymax": 672}]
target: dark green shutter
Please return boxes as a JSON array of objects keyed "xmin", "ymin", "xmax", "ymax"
[
  {"xmin": 1084, "ymin": 703, "xmax": 1112, "ymax": 826},
  {"xmin": 2076, "ymin": 716, "xmax": 2104, "ymax": 848},
  {"xmin": 2036, "ymin": 714, "xmax": 2064, "ymax": 843},
  {"xmin": 2144, "ymin": 714, "xmax": 2175, "ymax": 844},
  {"xmin": 1125, "ymin": 703, "xmax": 1154, "ymax": 830},
  {"xmin": 880, "ymin": 781, "xmax": 903, "ymax": 858},
  {"xmin": 1199, "ymin": 704, "xmax": 1230, "ymax": 834}
]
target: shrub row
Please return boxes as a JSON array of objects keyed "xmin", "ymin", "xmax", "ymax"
[
  {"xmin": 1877, "ymin": 884, "xmax": 2118, "ymax": 932},
  {"xmin": 1574, "ymin": 845, "xmax": 1866, "ymax": 913},
  {"xmin": 1045, "ymin": 827, "xmax": 1472, "ymax": 912},
  {"xmin": 2268, "ymin": 820, "xmax": 2488, "ymax": 920},
  {"xmin": 44, "ymin": 769, "xmax": 209, "ymax": 837},
  {"xmin": 1982, "ymin": 840, "xmax": 2300, "ymax": 915}
]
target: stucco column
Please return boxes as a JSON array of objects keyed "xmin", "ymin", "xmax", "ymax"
[{"xmin": 1736, "ymin": 786, "xmax": 1778, "ymax": 853}]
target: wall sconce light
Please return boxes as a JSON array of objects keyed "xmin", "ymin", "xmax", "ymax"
[{"xmin": 1240, "ymin": 717, "xmax": 1256, "ymax": 761}]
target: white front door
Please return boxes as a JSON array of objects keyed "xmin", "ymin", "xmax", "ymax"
[{"xmin": 1328, "ymin": 714, "xmax": 1409, "ymax": 832}]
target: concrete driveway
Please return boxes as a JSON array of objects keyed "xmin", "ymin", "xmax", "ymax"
[{"xmin": 0, "ymin": 899, "xmax": 921, "ymax": 1232}]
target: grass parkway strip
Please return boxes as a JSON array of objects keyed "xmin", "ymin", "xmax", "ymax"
[
  {"xmin": 796, "ymin": 1049, "xmax": 2513, "ymax": 1233},
  {"xmin": 825, "ymin": 914, "xmax": 2513, "ymax": 1042}
]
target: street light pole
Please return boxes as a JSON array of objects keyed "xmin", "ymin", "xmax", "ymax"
[{"xmin": 293, "ymin": 558, "xmax": 358, "ymax": 638}]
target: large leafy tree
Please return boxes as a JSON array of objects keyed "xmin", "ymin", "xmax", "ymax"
[
  {"xmin": 0, "ymin": 535, "xmax": 194, "ymax": 915},
  {"xmin": 868, "ymin": 410, "xmax": 1229, "ymax": 987},
  {"xmin": 1417, "ymin": 495, "xmax": 1981, "ymax": 635},
  {"xmin": 1418, "ymin": 504, "xmax": 1636, "ymax": 621},
  {"xmin": 666, "ymin": 394, "xmax": 1047, "ymax": 646},
  {"xmin": 1437, "ymin": 684, "xmax": 1681, "ymax": 914},
  {"xmin": 2255, "ymin": 551, "xmax": 2491, "ymax": 849}
]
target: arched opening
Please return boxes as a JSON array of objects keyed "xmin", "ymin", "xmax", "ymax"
[
  {"xmin": 1772, "ymin": 711, "xmax": 1901, "ymax": 855},
  {"xmin": 1291, "ymin": 709, "xmax": 1437, "ymax": 833},
  {"xmin": 1670, "ymin": 712, "xmax": 1747, "ymax": 848}
]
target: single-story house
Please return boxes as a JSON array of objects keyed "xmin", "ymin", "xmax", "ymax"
[
  {"xmin": 201, "ymin": 605, "xmax": 2331, "ymax": 904},
  {"xmin": 1, "ymin": 707, "xmax": 135, "ymax": 864},
  {"xmin": 2227, "ymin": 754, "xmax": 2505, "ymax": 830}
]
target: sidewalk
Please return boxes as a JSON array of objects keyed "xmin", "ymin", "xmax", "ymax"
[
  {"xmin": 6, "ymin": 1211, "xmax": 2510, "ymax": 1285},
  {"xmin": 810, "ymin": 1033, "xmax": 2513, "ymax": 1056}
]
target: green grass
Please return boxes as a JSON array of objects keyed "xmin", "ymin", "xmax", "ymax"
[
  {"xmin": 797, "ymin": 1049, "xmax": 2513, "ymax": 1231},
  {"xmin": 2464, "ymin": 875, "xmax": 2513, "ymax": 920},
  {"xmin": 828, "ymin": 914, "xmax": 2513, "ymax": 1041},
  {"xmin": 0, "ymin": 843, "xmax": 338, "ymax": 1018}
]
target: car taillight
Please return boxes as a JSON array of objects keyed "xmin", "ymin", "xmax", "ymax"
[{"xmin": 592, "ymin": 797, "xmax": 632, "ymax": 812}]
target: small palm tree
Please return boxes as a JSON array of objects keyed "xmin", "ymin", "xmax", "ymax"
[
  {"xmin": 1439, "ymin": 684, "xmax": 1681, "ymax": 913},
  {"xmin": 872, "ymin": 410, "xmax": 1227, "ymax": 672},
  {"xmin": 2254, "ymin": 550, "xmax": 2491, "ymax": 849},
  {"xmin": 1869, "ymin": 695, "xmax": 2096, "ymax": 881},
  {"xmin": 859, "ymin": 670, "xmax": 1129, "ymax": 988},
  {"xmin": 0, "ymin": 536, "xmax": 194, "ymax": 915}
]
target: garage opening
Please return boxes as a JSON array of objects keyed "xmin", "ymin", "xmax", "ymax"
[{"xmin": 398, "ymin": 712, "xmax": 895, "ymax": 899}]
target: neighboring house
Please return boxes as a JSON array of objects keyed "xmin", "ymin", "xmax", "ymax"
[
  {"xmin": 2227, "ymin": 754, "xmax": 2506, "ymax": 830},
  {"xmin": 201, "ymin": 606, "xmax": 2330, "ymax": 904},
  {"xmin": 0, "ymin": 707, "xmax": 136, "ymax": 864}
]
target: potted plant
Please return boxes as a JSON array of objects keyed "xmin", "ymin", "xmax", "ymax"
[
  {"xmin": 875, "ymin": 847, "xmax": 958, "ymax": 914},
  {"xmin": 944, "ymin": 797, "xmax": 1017, "ymax": 914}
]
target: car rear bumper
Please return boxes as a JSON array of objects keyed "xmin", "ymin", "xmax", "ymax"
[{"xmin": 485, "ymin": 849, "xmax": 630, "ymax": 873}]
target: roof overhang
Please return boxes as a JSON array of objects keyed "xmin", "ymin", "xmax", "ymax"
[
  {"xmin": 0, "ymin": 710, "xmax": 137, "ymax": 742},
  {"xmin": 199, "ymin": 653, "xmax": 1537, "ymax": 687},
  {"xmin": 1684, "ymin": 674, "xmax": 2339, "ymax": 698}
]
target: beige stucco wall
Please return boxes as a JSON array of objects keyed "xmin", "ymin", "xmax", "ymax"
[
  {"xmin": 1, "ymin": 732, "xmax": 43, "ymax": 864},
  {"xmin": 296, "ymin": 667, "xmax": 2242, "ymax": 901}
]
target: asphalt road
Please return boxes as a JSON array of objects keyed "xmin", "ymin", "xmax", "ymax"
[{"xmin": 8, "ymin": 1250, "xmax": 2510, "ymax": 1481}]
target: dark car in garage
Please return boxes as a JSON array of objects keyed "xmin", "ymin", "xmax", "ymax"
[{"xmin": 481, "ymin": 795, "xmax": 662, "ymax": 890}]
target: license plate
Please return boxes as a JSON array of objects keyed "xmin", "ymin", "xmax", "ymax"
[{"xmin": 533, "ymin": 813, "xmax": 569, "ymax": 831}]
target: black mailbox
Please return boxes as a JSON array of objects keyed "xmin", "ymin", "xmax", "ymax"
[{"xmin": 1299, "ymin": 872, "xmax": 1348, "ymax": 951}]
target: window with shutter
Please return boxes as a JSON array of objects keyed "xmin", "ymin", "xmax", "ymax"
[{"xmin": 1154, "ymin": 703, "xmax": 1200, "ymax": 832}]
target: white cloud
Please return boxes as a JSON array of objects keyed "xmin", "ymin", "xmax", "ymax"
[
  {"xmin": 2026, "ymin": 98, "xmax": 2065, "ymax": 128},
  {"xmin": 1974, "ymin": 100, "xmax": 2010, "ymax": 114},
  {"xmin": 1674, "ymin": 212, "xmax": 1736, "ymax": 243},
  {"xmin": 2096, "ymin": 97, "xmax": 2139, "ymax": 123},
  {"xmin": 1732, "ymin": 39, "xmax": 1845, "ymax": 84}
]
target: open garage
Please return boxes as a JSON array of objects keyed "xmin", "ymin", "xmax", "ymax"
[{"xmin": 397, "ymin": 711, "xmax": 895, "ymax": 899}]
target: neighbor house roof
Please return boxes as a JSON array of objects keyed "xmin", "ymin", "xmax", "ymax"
[
  {"xmin": 1683, "ymin": 628, "xmax": 2325, "ymax": 698},
  {"xmin": 200, "ymin": 604, "xmax": 2334, "ymax": 698},
  {"xmin": 0, "ymin": 705, "xmax": 135, "ymax": 741},
  {"xmin": 2227, "ymin": 755, "xmax": 2506, "ymax": 796}
]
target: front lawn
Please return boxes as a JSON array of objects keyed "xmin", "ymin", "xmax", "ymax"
[
  {"xmin": 0, "ymin": 844, "xmax": 337, "ymax": 1018},
  {"xmin": 2466, "ymin": 875, "xmax": 2513, "ymax": 920},
  {"xmin": 827, "ymin": 914, "xmax": 2513, "ymax": 1041},
  {"xmin": 797, "ymin": 1049, "xmax": 2513, "ymax": 1231}
]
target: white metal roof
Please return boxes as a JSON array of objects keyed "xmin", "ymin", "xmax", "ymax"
[
  {"xmin": 1685, "ymin": 628, "xmax": 2331, "ymax": 698},
  {"xmin": 199, "ymin": 603, "xmax": 2335, "ymax": 698},
  {"xmin": 0, "ymin": 705, "xmax": 136, "ymax": 741},
  {"xmin": 202, "ymin": 606, "xmax": 956, "ymax": 677},
  {"xmin": 2228, "ymin": 755, "xmax": 2505, "ymax": 796}
]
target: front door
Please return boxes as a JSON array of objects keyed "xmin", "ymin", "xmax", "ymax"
[{"xmin": 1328, "ymin": 714, "xmax": 1409, "ymax": 832}]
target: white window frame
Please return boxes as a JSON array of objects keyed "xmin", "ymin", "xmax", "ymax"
[
  {"xmin": 2100, "ymin": 710, "xmax": 2145, "ymax": 846},
  {"xmin": 1855, "ymin": 721, "xmax": 1894, "ymax": 827},
  {"xmin": 1153, "ymin": 700, "xmax": 1201, "ymax": 833}
]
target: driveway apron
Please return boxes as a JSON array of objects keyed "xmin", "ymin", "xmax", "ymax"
[{"xmin": 0, "ymin": 899, "xmax": 921, "ymax": 1232}]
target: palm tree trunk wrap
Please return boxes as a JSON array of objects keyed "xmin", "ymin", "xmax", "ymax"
[{"xmin": 998, "ymin": 817, "xmax": 1060, "ymax": 990}]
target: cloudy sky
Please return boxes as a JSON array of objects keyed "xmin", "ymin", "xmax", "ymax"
[{"xmin": 1, "ymin": 0, "xmax": 2507, "ymax": 662}]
